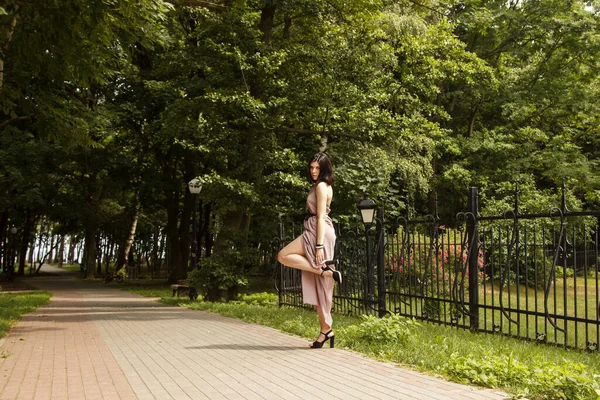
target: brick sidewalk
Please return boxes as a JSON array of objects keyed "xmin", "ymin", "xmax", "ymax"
[{"xmin": 0, "ymin": 265, "xmax": 508, "ymax": 400}]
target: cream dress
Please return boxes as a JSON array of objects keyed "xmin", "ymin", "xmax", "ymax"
[{"xmin": 301, "ymin": 185, "xmax": 337, "ymax": 326}]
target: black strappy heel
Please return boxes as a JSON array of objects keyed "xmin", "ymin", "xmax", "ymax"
[
  {"xmin": 310, "ymin": 329, "xmax": 335, "ymax": 349},
  {"xmin": 321, "ymin": 261, "xmax": 342, "ymax": 284}
]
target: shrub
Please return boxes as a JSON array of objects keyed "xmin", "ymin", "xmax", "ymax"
[
  {"xmin": 341, "ymin": 314, "xmax": 421, "ymax": 346},
  {"xmin": 188, "ymin": 255, "xmax": 248, "ymax": 302},
  {"xmin": 237, "ymin": 292, "xmax": 278, "ymax": 306},
  {"xmin": 443, "ymin": 353, "xmax": 600, "ymax": 399},
  {"xmin": 116, "ymin": 268, "xmax": 128, "ymax": 280}
]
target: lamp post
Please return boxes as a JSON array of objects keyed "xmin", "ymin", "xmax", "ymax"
[
  {"xmin": 358, "ymin": 196, "xmax": 387, "ymax": 317},
  {"xmin": 358, "ymin": 196, "xmax": 377, "ymax": 309},
  {"xmin": 188, "ymin": 178, "xmax": 202, "ymax": 270}
]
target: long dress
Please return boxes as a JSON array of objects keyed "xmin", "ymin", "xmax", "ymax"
[{"xmin": 301, "ymin": 185, "xmax": 337, "ymax": 326}]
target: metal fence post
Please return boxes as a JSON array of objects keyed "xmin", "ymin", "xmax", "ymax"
[
  {"xmin": 467, "ymin": 187, "xmax": 480, "ymax": 331},
  {"xmin": 278, "ymin": 223, "xmax": 284, "ymax": 307},
  {"xmin": 376, "ymin": 207, "xmax": 387, "ymax": 317}
]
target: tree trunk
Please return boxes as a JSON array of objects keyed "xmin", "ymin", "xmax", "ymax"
[
  {"xmin": 83, "ymin": 228, "xmax": 98, "ymax": 277},
  {"xmin": 468, "ymin": 104, "xmax": 479, "ymax": 137},
  {"xmin": 48, "ymin": 232, "xmax": 55, "ymax": 264},
  {"xmin": 150, "ymin": 225, "xmax": 159, "ymax": 272},
  {"xmin": 203, "ymin": 203, "xmax": 213, "ymax": 258},
  {"xmin": 0, "ymin": 212, "xmax": 7, "ymax": 271},
  {"xmin": 17, "ymin": 212, "xmax": 34, "ymax": 275},
  {"xmin": 35, "ymin": 236, "xmax": 62, "ymax": 274},
  {"xmin": 67, "ymin": 235, "xmax": 76, "ymax": 264},
  {"xmin": 57, "ymin": 236, "xmax": 65, "ymax": 268},
  {"xmin": 96, "ymin": 234, "xmax": 102, "ymax": 275},
  {"xmin": 76, "ymin": 241, "xmax": 83, "ymax": 263},
  {"xmin": 319, "ymin": 132, "xmax": 329, "ymax": 152},
  {"xmin": 118, "ymin": 192, "xmax": 141, "ymax": 271},
  {"xmin": 167, "ymin": 156, "xmax": 195, "ymax": 283},
  {"xmin": 177, "ymin": 190, "xmax": 192, "ymax": 272},
  {"xmin": 0, "ymin": 7, "xmax": 19, "ymax": 92},
  {"xmin": 35, "ymin": 222, "xmax": 46, "ymax": 264},
  {"xmin": 106, "ymin": 240, "xmax": 115, "ymax": 273},
  {"xmin": 158, "ymin": 227, "xmax": 166, "ymax": 272},
  {"xmin": 27, "ymin": 219, "xmax": 39, "ymax": 267},
  {"xmin": 283, "ymin": 14, "xmax": 292, "ymax": 40},
  {"xmin": 166, "ymin": 186, "xmax": 183, "ymax": 282},
  {"xmin": 27, "ymin": 238, "xmax": 35, "ymax": 266},
  {"xmin": 259, "ymin": 5, "xmax": 276, "ymax": 45},
  {"xmin": 128, "ymin": 247, "xmax": 135, "ymax": 268}
]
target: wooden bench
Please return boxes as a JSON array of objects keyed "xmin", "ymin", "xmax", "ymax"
[{"xmin": 170, "ymin": 279, "xmax": 190, "ymax": 297}]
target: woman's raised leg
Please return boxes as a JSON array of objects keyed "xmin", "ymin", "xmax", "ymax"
[{"xmin": 278, "ymin": 236, "xmax": 320, "ymax": 274}]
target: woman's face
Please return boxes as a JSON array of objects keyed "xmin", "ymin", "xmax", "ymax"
[{"xmin": 309, "ymin": 161, "xmax": 321, "ymax": 181}]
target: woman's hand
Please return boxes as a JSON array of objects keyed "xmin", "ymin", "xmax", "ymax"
[{"xmin": 315, "ymin": 247, "xmax": 325, "ymax": 266}]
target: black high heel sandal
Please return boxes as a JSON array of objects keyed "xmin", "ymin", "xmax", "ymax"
[
  {"xmin": 321, "ymin": 261, "xmax": 342, "ymax": 284},
  {"xmin": 310, "ymin": 329, "xmax": 335, "ymax": 349}
]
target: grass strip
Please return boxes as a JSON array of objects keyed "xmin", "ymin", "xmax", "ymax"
[{"xmin": 0, "ymin": 292, "xmax": 52, "ymax": 339}]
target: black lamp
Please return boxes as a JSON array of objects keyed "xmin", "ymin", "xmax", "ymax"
[{"xmin": 358, "ymin": 196, "xmax": 376, "ymax": 229}]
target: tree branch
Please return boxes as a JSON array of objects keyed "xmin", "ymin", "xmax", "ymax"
[
  {"xmin": 164, "ymin": 0, "xmax": 228, "ymax": 9},
  {"xmin": 0, "ymin": 116, "xmax": 29, "ymax": 130},
  {"xmin": 405, "ymin": 0, "xmax": 445, "ymax": 17},
  {"xmin": 272, "ymin": 127, "xmax": 366, "ymax": 141},
  {"xmin": 0, "ymin": 6, "xmax": 19, "ymax": 91}
]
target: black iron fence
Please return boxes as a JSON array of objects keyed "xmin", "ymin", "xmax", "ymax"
[{"xmin": 276, "ymin": 187, "xmax": 600, "ymax": 351}]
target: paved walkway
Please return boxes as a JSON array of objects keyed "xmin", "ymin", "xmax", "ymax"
[{"xmin": 0, "ymin": 265, "xmax": 508, "ymax": 400}]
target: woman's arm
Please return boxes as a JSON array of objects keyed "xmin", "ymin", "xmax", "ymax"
[{"xmin": 314, "ymin": 182, "xmax": 329, "ymax": 266}]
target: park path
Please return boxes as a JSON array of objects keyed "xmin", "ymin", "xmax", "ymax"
[{"xmin": 0, "ymin": 265, "xmax": 508, "ymax": 400}]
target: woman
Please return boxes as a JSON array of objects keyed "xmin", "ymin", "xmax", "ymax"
[{"xmin": 278, "ymin": 152, "xmax": 341, "ymax": 349}]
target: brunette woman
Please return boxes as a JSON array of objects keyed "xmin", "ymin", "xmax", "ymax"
[{"xmin": 278, "ymin": 152, "xmax": 341, "ymax": 348}]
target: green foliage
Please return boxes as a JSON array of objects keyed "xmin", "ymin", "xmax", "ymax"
[
  {"xmin": 237, "ymin": 292, "xmax": 278, "ymax": 306},
  {"xmin": 444, "ymin": 353, "xmax": 600, "ymax": 400},
  {"xmin": 280, "ymin": 316, "xmax": 314, "ymax": 337},
  {"xmin": 121, "ymin": 284, "xmax": 171, "ymax": 298},
  {"xmin": 341, "ymin": 314, "xmax": 421, "ymax": 346},
  {"xmin": 188, "ymin": 254, "xmax": 249, "ymax": 302},
  {"xmin": 116, "ymin": 268, "xmax": 129, "ymax": 280}
]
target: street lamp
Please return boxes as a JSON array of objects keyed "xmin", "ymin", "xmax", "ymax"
[
  {"xmin": 357, "ymin": 195, "xmax": 387, "ymax": 317},
  {"xmin": 188, "ymin": 178, "xmax": 202, "ymax": 195},
  {"xmin": 188, "ymin": 178, "xmax": 202, "ymax": 270},
  {"xmin": 358, "ymin": 196, "xmax": 376, "ymax": 229},
  {"xmin": 357, "ymin": 195, "xmax": 377, "ymax": 309}
]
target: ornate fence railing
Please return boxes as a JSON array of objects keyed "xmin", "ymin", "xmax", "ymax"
[{"xmin": 276, "ymin": 186, "xmax": 600, "ymax": 351}]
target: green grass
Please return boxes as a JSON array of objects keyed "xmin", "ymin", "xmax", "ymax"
[
  {"xmin": 0, "ymin": 292, "xmax": 52, "ymax": 339},
  {"xmin": 52, "ymin": 263, "xmax": 82, "ymax": 272},
  {"xmin": 121, "ymin": 284, "xmax": 600, "ymax": 399},
  {"xmin": 385, "ymin": 274, "xmax": 600, "ymax": 349}
]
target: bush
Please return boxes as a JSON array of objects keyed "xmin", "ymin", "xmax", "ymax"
[
  {"xmin": 116, "ymin": 268, "xmax": 128, "ymax": 280},
  {"xmin": 444, "ymin": 353, "xmax": 600, "ymax": 399},
  {"xmin": 188, "ymin": 255, "xmax": 248, "ymax": 302},
  {"xmin": 341, "ymin": 314, "xmax": 421, "ymax": 346},
  {"xmin": 237, "ymin": 292, "xmax": 278, "ymax": 306}
]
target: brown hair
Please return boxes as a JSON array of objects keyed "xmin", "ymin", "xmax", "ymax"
[{"xmin": 306, "ymin": 152, "xmax": 334, "ymax": 185}]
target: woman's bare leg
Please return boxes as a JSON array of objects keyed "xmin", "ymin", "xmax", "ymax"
[
  {"xmin": 315, "ymin": 306, "xmax": 332, "ymax": 341},
  {"xmin": 279, "ymin": 237, "xmax": 335, "ymax": 345},
  {"xmin": 278, "ymin": 236, "xmax": 336, "ymax": 279},
  {"xmin": 278, "ymin": 236, "xmax": 321, "ymax": 274}
]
